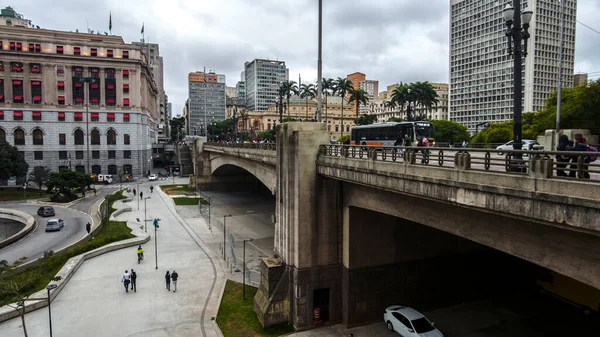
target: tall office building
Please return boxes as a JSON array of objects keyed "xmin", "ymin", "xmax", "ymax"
[
  {"xmin": 244, "ymin": 59, "xmax": 287, "ymax": 111},
  {"xmin": 187, "ymin": 71, "xmax": 226, "ymax": 135},
  {"xmin": 168, "ymin": 102, "xmax": 172, "ymax": 118},
  {"xmin": 358, "ymin": 79, "xmax": 379, "ymax": 114},
  {"xmin": 449, "ymin": 0, "xmax": 576, "ymax": 133}
]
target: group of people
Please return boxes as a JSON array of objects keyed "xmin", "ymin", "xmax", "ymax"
[
  {"xmin": 120, "ymin": 245, "xmax": 180, "ymax": 293},
  {"xmin": 556, "ymin": 133, "xmax": 596, "ymax": 179}
]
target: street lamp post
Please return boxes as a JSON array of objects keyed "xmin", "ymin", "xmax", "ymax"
[
  {"xmin": 223, "ymin": 214, "xmax": 232, "ymax": 261},
  {"xmin": 23, "ymin": 183, "xmax": 26, "ymax": 201},
  {"xmin": 137, "ymin": 181, "xmax": 140, "ymax": 210},
  {"xmin": 144, "ymin": 196, "xmax": 150, "ymax": 232},
  {"xmin": 243, "ymin": 238, "xmax": 254, "ymax": 300},
  {"xmin": 79, "ymin": 76, "xmax": 96, "ymax": 175},
  {"xmin": 208, "ymin": 196, "xmax": 212, "ymax": 230},
  {"xmin": 406, "ymin": 88, "xmax": 413, "ymax": 121},
  {"xmin": 503, "ymin": 1, "xmax": 533, "ymax": 170},
  {"xmin": 46, "ymin": 284, "xmax": 58, "ymax": 337},
  {"xmin": 153, "ymin": 217, "xmax": 159, "ymax": 270}
]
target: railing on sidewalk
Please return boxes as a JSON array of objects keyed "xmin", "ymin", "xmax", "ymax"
[
  {"xmin": 204, "ymin": 142, "xmax": 276, "ymax": 151},
  {"xmin": 318, "ymin": 145, "xmax": 600, "ymax": 181}
]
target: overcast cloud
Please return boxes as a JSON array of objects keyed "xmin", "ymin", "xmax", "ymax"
[{"xmin": 15, "ymin": 0, "xmax": 600, "ymax": 115}]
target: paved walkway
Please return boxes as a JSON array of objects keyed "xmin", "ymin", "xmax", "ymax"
[{"xmin": 0, "ymin": 177, "xmax": 227, "ymax": 337}]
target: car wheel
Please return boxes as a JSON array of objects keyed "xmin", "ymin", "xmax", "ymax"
[
  {"xmin": 497, "ymin": 151, "xmax": 503, "ymax": 156},
  {"xmin": 386, "ymin": 321, "xmax": 394, "ymax": 332}
]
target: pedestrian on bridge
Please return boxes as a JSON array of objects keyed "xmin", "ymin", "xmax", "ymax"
[
  {"xmin": 130, "ymin": 268, "xmax": 137, "ymax": 292},
  {"xmin": 165, "ymin": 271, "xmax": 171, "ymax": 291},
  {"xmin": 171, "ymin": 270, "xmax": 178, "ymax": 292},
  {"xmin": 86, "ymin": 222, "xmax": 91, "ymax": 234}
]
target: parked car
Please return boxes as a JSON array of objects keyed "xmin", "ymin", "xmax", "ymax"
[
  {"xmin": 384, "ymin": 306, "xmax": 443, "ymax": 337},
  {"xmin": 496, "ymin": 139, "xmax": 540, "ymax": 155},
  {"xmin": 45, "ymin": 218, "xmax": 65, "ymax": 232},
  {"xmin": 148, "ymin": 174, "xmax": 158, "ymax": 181},
  {"xmin": 37, "ymin": 206, "xmax": 55, "ymax": 217}
]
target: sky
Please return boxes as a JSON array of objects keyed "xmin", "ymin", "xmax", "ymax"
[{"xmin": 14, "ymin": 0, "xmax": 600, "ymax": 116}]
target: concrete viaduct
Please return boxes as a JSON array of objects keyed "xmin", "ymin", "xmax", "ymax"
[{"xmin": 190, "ymin": 122, "xmax": 600, "ymax": 330}]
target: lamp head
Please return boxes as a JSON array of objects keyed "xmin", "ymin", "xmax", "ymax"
[
  {"xmin": 521, "ymin": 8, "xmax": 533, "ymax": 25},
  {"xmin": 503, "ymin": 3, "xmax": 515, "ymax": 23}
]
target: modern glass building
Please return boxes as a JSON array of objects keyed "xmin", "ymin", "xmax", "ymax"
[
  {"xmin": 244, "ymin": 59, "xmax": 287, "ymax": 111},
  {"xmin": 187, "ymin": 71, "xmax": 226, "ymax": 135}
]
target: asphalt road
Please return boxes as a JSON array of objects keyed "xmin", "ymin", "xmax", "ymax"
[{"xmin": 0, "ymin": 186, "xmax": 116, "ymax": 265}]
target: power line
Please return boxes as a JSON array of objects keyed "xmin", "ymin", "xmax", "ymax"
[{"xmin": 577, "ymin": 20, "xmax": 600, "ymax": 37}]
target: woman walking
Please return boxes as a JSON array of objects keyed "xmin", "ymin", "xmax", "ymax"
[{"xmin": 165, "ymin": 271, "xmax": 171, "ymax": 291}]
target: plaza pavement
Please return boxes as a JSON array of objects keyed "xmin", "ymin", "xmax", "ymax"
[{"xmin": 0, "ymin": 177, "xmax": 227, "ymax": 337}]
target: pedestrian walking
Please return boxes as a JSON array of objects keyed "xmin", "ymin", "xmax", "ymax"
[
  {"xmin": 121, "ymin": 270, "xmax": 131, "ymax": 293},
  {"xmin": 171, "ymin": 270, "xmax": 178, "ymax": 292},
  {"xmin": 85, "ymin": 222, "xmax": 91, "ymax": 234},
  {"xmin": 93, "ymin": 188, "xmax": 97, "ymax": 196},
  {"xmin": 133, "ymin": 188, "xmax": 137, "ymax": 196},
  {"xmin": 150, "ymin": 185, "xmax": 154, "ymax": 193},
  {"xmin": 165, "ymin": 271, "xmax": 171, "ymax": 291},
  {"xmin": 130, "ymin": 268, "xmax": 137, "ymax": 292},
  {"xmin": 140, "ymin": 191, "xmax": 144, "ymax": 199}
]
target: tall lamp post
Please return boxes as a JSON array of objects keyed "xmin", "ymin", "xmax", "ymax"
[
  {"xmin": 46, "ymin": 283, "xmax": 58, "ymax": 337},
  {"xmin": 503, "ymin": 1, "xmax": 533, "ymax": 169},
  {"xmin": 406, "ymin": 88, "xmax": 413, "ymax": 121},
  {"xmin": 223, "ymin": 214, "xmax": 232, "ymax": 261},
  {"xmin": 153, "ymin": 217, "xmax": 159, "ymax": 270},
  {"xmin": 242, "ymin": 238, "xmax": 254, "ymax": 300},
  {"xmin": 79, "ymin": 76, "xmax": 96, "ymax": 175}
]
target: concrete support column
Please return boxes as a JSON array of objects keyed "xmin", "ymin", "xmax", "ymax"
[
  {"xmin": 192, "ymin": 136, "xmax": 211, "ymax": 188},
  {"xmin": 454, "ymin": 151, "xmax": 471, "ymax": 170},
  {"xmin": 529, "ymin": 156, "xmax": 554, "ymax": 179}
]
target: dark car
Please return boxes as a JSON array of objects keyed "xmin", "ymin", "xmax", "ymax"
[{"xmin": 37, "ymin": 206, "xmax": 55, "ymax": 217}]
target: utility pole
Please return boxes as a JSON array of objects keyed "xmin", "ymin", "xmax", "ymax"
[
  {"xmin": 556, "ymin": 0, "xmax": 566, "ymax": 133},
  {"xmin": 316, "ymin": 0, "xmax": 323, "ymax": 122}
]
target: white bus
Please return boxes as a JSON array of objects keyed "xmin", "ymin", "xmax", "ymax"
[{"xmin": 350, "ymin": 122, "xmax": 436, "ymax": 147}]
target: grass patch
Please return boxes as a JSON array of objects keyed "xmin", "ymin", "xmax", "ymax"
[
  {"xmin": 217, "ymin": 280, "xmax": 294, "ymax": 337},
  {"xmin": 0, "ymin": 189, "xmax": 134, "ymax": 307},
  {"xmin": 0, "ymin": 187, "xmax": 47, "ymax": 202},
  {"xmin": 161, "ymin": 184, "xmax": 195, "ymax": 195},
  {"xmin": 172, "ymin": 197, "xmax": 204, "ymax": 206}
]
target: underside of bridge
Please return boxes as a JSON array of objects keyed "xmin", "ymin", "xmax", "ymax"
[{"xmin": 204, "ymin": 164, "xmax": 272, "ymax": 194}]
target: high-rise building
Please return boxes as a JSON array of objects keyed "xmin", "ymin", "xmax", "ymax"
[
  {"xmin": 347, "ymin": 72, "xmax": 366, "ymax": 92},
  {"xmin": 359, "ymin": 79, "xmax": 379, "ymax": 114},
  {"xmin": 168, "ymin": 102, "xmax": 172, "ymax": 118},
  {"xmin": 573, "ymin": 73, "xmax": 588, "ymax": 87},
  {"xmin": 449, "ymin": 0, "xmax": 576, "ymax": 133},
  {"xmin": 244, "ymin": 59, "xmax": 287, "ymax": 111},
  {"xmin": 187, "ymin": 71, "xmax": 226, "ymax": 136},
  {"xmin": 0, "ymin": 25, "xmax": 158, "ymax": 177},
  {"xmin": 226, "ymin": 86, "xmax": 237, "ymax": 98},
  {"xmin": 236, "ymin": 81, "xmax": 245, "ymax": 101}
]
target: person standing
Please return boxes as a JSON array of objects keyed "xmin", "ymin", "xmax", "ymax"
[
  {"xmin": 556, "ymin": 134, "xmax": 571, "ymax": 177},
  {"xmin": 165, "ymin": 271, "xmax": 171, "ymax": 291},
  {"xmin": 133, "ymin": 188, "xmax": 136, "ymax": 197},
  {"xmin": 130, "ymin": 268, "xmax": 137, "ymax": 292},
  {"xmin": 150, "ymin": 185, "xmax": 154, "ymax": 193},
  {"xmin": 140, "ymin": 191, "xmax": 144, "ymax": 200},
  {"xmin": 121, "ymin": 270, "xmax": 130, "ymax": 293},
  {"xmin": 85, "ymin": 222, "xmax": 91, "ymax": 234},
  {"xmin": 171, "ymin": 270, "xmax": 179, "ymax": 292}
]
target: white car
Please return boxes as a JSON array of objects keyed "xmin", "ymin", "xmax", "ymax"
[
  {"xmin": 148, "ymin": 174, "xmax": 158, "ymax": 181},
  {"xmin": 496, "ymin": 139, "xmax": 540, "ymax": 155},
  {"xmin": 45, "ymin": 218, "xmax": 65, "ymax": 232},
  {"xmin": 384, "ymin": 306, "xmax": 443, "ymax": 337}
]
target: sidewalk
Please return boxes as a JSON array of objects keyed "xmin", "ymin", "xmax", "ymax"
[{"xmin": 0, "ymin": 177, "xmax": 227, "ymax": 337}]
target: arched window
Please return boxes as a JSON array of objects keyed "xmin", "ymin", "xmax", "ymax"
[
  {"xmin": 0, "ymin": 129, "xmax": 5, "ymax": 142},
  {"xmin": 106, "ymin": 129, "xmax": 116, "ymax": 145},
  {"xmin": 91, "ymin": 129, "xmax": 100, "ymax": 145},
  {"xmin": 92, "ymin": 165, "xmax": 102, "ymax": 174},
  {"xmin": 74, "ymin": 129, "xmax": 84, "ymax": 145},
  {"xmin": 32, "ymin": 128, "xmax": 44, "ymax": 145},
  {"xmin": 14, "ymin": 129, "xmax": 25, "ymax": 145}
]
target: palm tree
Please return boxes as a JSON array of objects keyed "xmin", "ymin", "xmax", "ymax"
[
  {"xmin": 299, "ymin": 83, "xmax": 316, "ymax": 120},
  {"xmin": 348, "ymin": 88, "xmax": 369, "ymax": 118},
  {"xmin": 334, "ymin": 77, "xmax": 354, "ymax": 139},
  {"xmin": 280, "ymin": 80, "xmax": 299, "ymax": 118},
  {"xmin": 321, "ymin": 78, "xmax": 335, "ymax": 123},
  {"xmin": 390, "ymin": 84, "xmax": 409, "ymax": 119}
]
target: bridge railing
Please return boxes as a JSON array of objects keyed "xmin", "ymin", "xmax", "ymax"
[
  {"xmin": 204, "ymin": 142, "xmax": 276, "ymax": 151},
  {"xmin": 318, "ymin": 145, "xmax": 600, "ymax": 182}
]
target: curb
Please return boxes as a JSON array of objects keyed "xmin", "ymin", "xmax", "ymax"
[
  {"xmin": 0, "ymin": 209, "xmax": 36, "ymax": 249},
  {"xmin": 0, "ymin": 192, "xmax": 147, "ymax": 323}
]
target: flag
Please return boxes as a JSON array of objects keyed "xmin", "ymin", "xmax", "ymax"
[
  {"xmin": 141, "ymin": 23, "xmax": 144, "ymax": 34},
  {"xmin": 109, "ymin": 12, "xmax": 112, "ymax": 31}
]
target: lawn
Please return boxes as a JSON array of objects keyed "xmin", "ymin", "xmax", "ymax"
[
  {"xmin": 0, "ymin": 187, "xmax": 47, "ymax": 202},
  {"xmin": 0, "ymin": 190, "xmax": 134, "ymax": 307},
  {"xmin": 172, "ymin": 197, "xmax": 205, "ymax": 206},
  {"xmin": 217, "ymin": 280, "xmax": 295, "ymax": 337},
  {"xmin": 160, "ymin": 184, "xmax": 195, "ymax": 195}
]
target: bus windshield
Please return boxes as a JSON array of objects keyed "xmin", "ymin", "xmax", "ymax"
[{"xmin": 415, "ymin": 123, "xmax": 435, "ymax": 140}]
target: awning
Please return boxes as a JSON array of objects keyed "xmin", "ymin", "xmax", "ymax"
[
  {"xmin": 13, "ymin": 111, "xmax": 23, "ymax": 117},
  {"xmin": 58, "ymin": 96, "xmax": 65, "ymax": 101},
  {"xmin": 74, "ymin": 47, "xmax": 80, "ymax": 52},
  {"xmin": 32, "ymin": 111, "xmax": 41, "ymax": 117},
  {"xmin": 107, "ymin": 113, "xmax": 115, "ymax": 119},
  {"xmin": 123, "ymin": 70, "xmax": 129, "ymax": 75},
  {"xmin": 57, "ymin": 46, "xmax": 63, "ymax": 51},
  {"xmin": 123, "ymin": 113, "xmax": 130, "ymax": 119},
  {"xmin": 122, "ymin": 51, "xmax": 129, "ymax": 57},
  {"xmin": 107, "ymin": 98, "xmax": 115, "ymax": 104},
  {"xmin": 107, "ymin": 84, "xmax": 114, "ymax": 90},
  {"xmin": 74, "ymin": 112, "xmax": 82, "ymax": 118},
  {"xmin": 14, "ymin": 96, "xmax": 22, "ymax": 100},
  {"xmin": 91, "ymin": 83, "xmax": 99, "ymax": 89},
  {"xmin": 0, "ymin": 111, "xmax": 3, "ymax": 117},
  {"xmin": 57, "ymin": 81, "xmax": 65, "ymax": 87},
  {"xmin": 12, "ymin": 80, "xmax": 22, "ymax": 85},
  {"xmin": 91, "ymin": 98, "xmax": 99, "ymax": 103},
  {"xmin": 75, "ymin": 97, "xmax": 83, "ymax": 102},
  {"xmin": 75, "ymin": 82, "xmax": 82, "ymax": 87},
  {"xmin": 91, "ymin": 113, "xmax": 99, "ymax": 118},
  {"xmin": 123, "ymin": 84, "xmax": 129, "ymax": 89},
  {"xmin": 32, "ymin": 81, "xmax": 41, "ymax": 86},
  {"xmin": 33, "ymin": 96, "xmax": 41, "ymax": 101},
  {"xmin": 123, "ymin": 98, "xmax": 130, "ymax": 105},
  {"xmin": 58, "ymin": 112, "xmax": 65, "ymax": 118},
  {"xmin": 0, "ymin": 94, "xmax": 3, "ymax": 100}
]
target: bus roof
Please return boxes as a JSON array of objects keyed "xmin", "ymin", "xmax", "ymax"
[{"xmin": 351, "ymin": 121, "xmax": 431, "ymax": 129}]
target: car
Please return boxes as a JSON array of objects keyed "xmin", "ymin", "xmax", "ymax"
[
  {"xmin": 37, "ymin": 206, "xmax": 55, "ymax": 217},
  {"xmin": 496, "ymin": 139, "xmax": 540, "ymax": 155},
  {"xmin": 45, "ymin": 218, "xmax": 65, "ymax": 232},
  {"xmin": 384, "ymin": 306, "xmax": 443, "ymax": 337},
  {"xmin": 148, "ymin": 174, "xmax": 158, "ymax": 181}
]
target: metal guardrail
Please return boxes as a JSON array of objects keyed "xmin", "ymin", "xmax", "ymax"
[
  {"xmin": 318, "ymin": 145, "xmax": 600, "ymax": 181},
  {"xmin": 204, "ymin": 142, "xmax": 276, "ymax": 151}
]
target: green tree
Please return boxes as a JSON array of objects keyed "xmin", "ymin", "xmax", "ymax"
[
  {"xmin": 387, "ymin": 117, "xmax": 403, "ymax": 122},
  {"xmin": 334, "ymin": 77, "xmax": 354, "ymax": 138},
  {"xmin": 170, "ymin": 117, "xmax": 186, "ymax": 141},
  {"xmin": 348, "ymin": 88, "xmax": 369, "ymax": 118},
  {"xmin": 299, "ymin": 83, "xmax": 316, "ymax": 120},
  {"xmin": 281, "ymin": 80, "xmax": 299, "ymax": 118},
  {"xmin": 0, "ymin": 141, "xmax": 29, "ymax": 181},
  {"xmin": 257, "ymin": 129, "xmax": 276, "ymax": 141},
  {"xmin": 321, "ymin": 78, "xmax": 336, "ymax": 122},
  {"xmin": 390, "ymin": 83, "xmax": 409, "ymax": 119},
  {"xmin": 46, "ymin": 170, "xmax": 93, "ymax": 196},
  {"xmin": 471, "ymin": 121, "xmax": 513, "ymax": 144},
  {"xmin": 338, "ymin": 135, "xmax": 350, "ymax": 144},
  {"xmin": 354, "ymin": 114, "xmax": 378, "ymax": 125},
  {"xmin": 430, "ymin": 120, "xmax": 470, "ymax": 143},
  {"xmin": 28, "ymin": 166, "xmax": 51, "ymax": 191}
]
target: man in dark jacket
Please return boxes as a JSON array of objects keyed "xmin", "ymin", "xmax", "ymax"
[
  {"xmin": 171, "ymin": 270, "xmax": 179, "ymax": 292},
  {"xmin": 130, "ymin": 268, "xmax": 137, "ymax": 292}
]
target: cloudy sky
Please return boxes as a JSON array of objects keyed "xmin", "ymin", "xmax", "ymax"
[{"xmin": 16, "ymin": 0, "xmax": 600, "ymax": 115}]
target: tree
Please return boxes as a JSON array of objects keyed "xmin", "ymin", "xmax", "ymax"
[
  {"xmin": 334, "ymin": 77, "xmax": 354, "ymax": 138},
  {"xmin": 257, "ymin": 129, "xmax": 276, "ymax": 141},
  {"xmin": 390, "ymin": 83, "xmax": 409, "ymax": 119},
  {"xmin": 28, "ymin": 166, "xmax": 51, "ymax": 191},
  {"xmin": 430, "ymin": 120, "xmax": 470, "ymax": 143},
  {"xmin": 281, "ymin": 80, "xmax": 299, "ymax": 118},
  {"xmin": 46, "ymin": 170, "xmax": 93, "ymax": 201},
  {"xmin": 348, "ymin": 88, "xmax": 369, "ymax": 118},
  {"xmin": 299, "ymin": 83, "xmax": 316, "ymax": 120},
  {"xmin": 0, "ymin": 141, "xmax": 29, "ymax": 181},
  {"xmin": 354, "ymin": 114, "xmax": 378, "ymax": 125},
  {"xmin": 170, "ymin": 117, "xmax": 186, "ymax": 141},
  {"xmin": 0, "ymin": 257, "xmax": 35, "ymax": 337},
  {"xmin": 321, "ymin": 78, "xmax": 336, "ymax": 122}
]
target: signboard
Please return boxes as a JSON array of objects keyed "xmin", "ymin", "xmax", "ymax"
[{"xmin": 188, "ymin": 72, "xmax": 221, "ymax": 83}]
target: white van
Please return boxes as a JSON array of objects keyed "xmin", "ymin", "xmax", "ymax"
[{"xmin": 97, "ymin": 174, "xmax": 114, "ymax": 184}]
